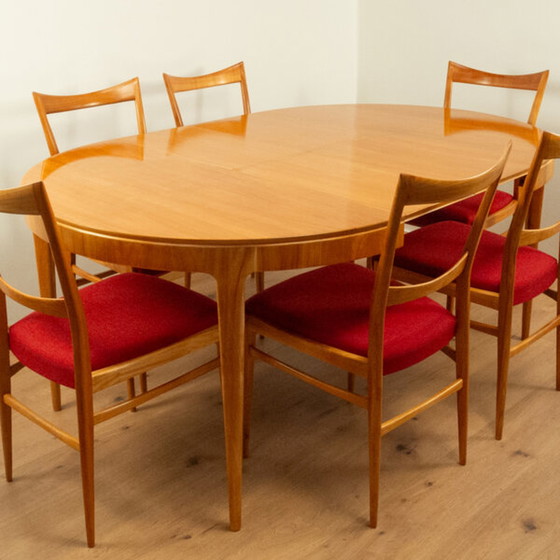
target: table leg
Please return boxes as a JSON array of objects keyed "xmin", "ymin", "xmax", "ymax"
[{"xmin": 214, "ymin": 253, "xmax": 251, "ymax": 531}]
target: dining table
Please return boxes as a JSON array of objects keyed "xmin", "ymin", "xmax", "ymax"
[{"xmin": 21, "ymin": 103, "xmax": 542, "ymax": 531}]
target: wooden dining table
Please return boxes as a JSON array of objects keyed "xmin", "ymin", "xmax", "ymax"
[{"xmin": 22, "ymin": 103, "xmax": 541, "ymax": 531}]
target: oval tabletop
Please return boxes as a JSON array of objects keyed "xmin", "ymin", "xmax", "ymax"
[{"xmin": 23, "ymin": 104, "xmax": 540, "ymax": 273}]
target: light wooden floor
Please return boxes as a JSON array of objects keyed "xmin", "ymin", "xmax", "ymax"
[{"xmin": 1, "ymin": 270, "xmax": 559, "ymax": 560}]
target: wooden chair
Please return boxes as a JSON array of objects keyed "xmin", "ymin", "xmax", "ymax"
[
  {"xmin": 162, "ymin": 61, "xmax": 251, "ymax": 128},
  {"xmin": 243, "ymin": 147, "xmax": 510, "ymax": 527},
  {"xmin": 33, "ymin": 78, "xmax": 161, "ymax": 410},
  {"xmin": 393, "ymin": 131, "xmax": 559, "ymax": 440},
  {"xmin": 162, "ymin": 62, "xmax": 263, "ymax": 291},
  {"xmin": 414, "ymin": 61, "xmax": 548, "ymax": 228},
  {"xmin": 0, "ymin": 181, "xmax": 220, "ymax": 547}
]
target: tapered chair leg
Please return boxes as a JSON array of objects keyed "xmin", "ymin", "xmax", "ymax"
[
  {"xmin": 368, "ymin": 397, "xmax": 382, "ymax": 529},
  {"xmin": 139, "ymin": 372, "xmax": 148, "ymax": 393},
  {"xmin": 50, "ymin": 381, "xmax": 62, "ymax": 411},
  {"xmin": 521, "ymin": 301, "xmax": 533, "ymax": 340},
  {"xmin": 454, "ymin": 295, "xmax": 469, "ymax": 464},
  {"xmin": 127, "ymin": 377, "xmax": 137, "ymax": 413},
  {"xmin": 556, "ymin": 296, "xmax": 560, "ymax": 391},
  {"xmin": 78, "ymin": 419, "xmax": 95, "ymax": 547},
  {"xmin": 0, "ymin": 397, "xmax": 12, "ymax": 482},
  {"xmin": 457, "ymin": 382, "xmax": 468, "ymax": 465},
  {"xmin": 0, "ymin": 347, "xmax": 12, "ymax": 482},
  {"xmin": 495, "ymin": 307, "xmax": 514, "ymax": 441},
  {"xmin": 255, "ymin": 272, "xmax": 265, "ymax": 293}
]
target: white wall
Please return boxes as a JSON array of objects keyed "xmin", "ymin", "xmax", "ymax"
[{"xmin": 0, "ymin": 0, "xmax": 359, "ymax": 314}]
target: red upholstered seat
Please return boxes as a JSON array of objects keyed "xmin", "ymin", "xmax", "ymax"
[
  {"xmin": 9, "ymin": 273, "xmax": 218, "ymax": 388},
  {"xmin": 412, "ymin": 190, "xmax": 514, "ymax": 226},
  {"xmin": 246, "ymin": 262, "xmax": 457, "ymax": 375},
  {"xmin": 394, "ymin": 221, "xmax": 558, "ymax": 305}
]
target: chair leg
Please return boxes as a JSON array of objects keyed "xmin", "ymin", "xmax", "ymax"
[
  {"xmin": 454, "ymin": 300, "xmax": 469, "ymax": 465},
  {"xmin": 184, "ymin": 272, "xmax": 191, "ymax": 289},
  {"xmin": 0, "ymin": 346, "xmax": 13, "ymax": 482},
  {"xmin": 129, "ymin": 374, "xmax": 149, "ymax": 413},
  {"xmin": 0, "ymin": 392, "xmax": 12, "ymax": 482},
  {"xmin": 456, "ymin": 367, "xmax": 468, "ymax": 466},
  {"xmin": 139, "ymin": 373, "xmax": 148, "ymax": 394},
  {"xmin": 347, "ymin": 373, "xmax": 355, "ymax": 393},
  {"xmin": 127, "ymin": 378, "xmax": 138, "ymax": 413},
  {"xmin": 76, "ymin": 397, "xmax": 95, "ymax": 548},
  {"xmin": 495, "ymin": 305, "xmax": 514, "ymax": 441},
  {"xmin": 126, "ymin": 374, "xmax": 148, "ymax": 411},
  {"xmin": 368, "ymin": 411, "xmax": 382, "ymax": 528},
  {"xmin": 255, "ymin": 272, "xmax": 265, "ymax": 293},
  {"xmin": 446, "ymin": 295, "xmax": 455, "ymax": 313},
  {"xmin": 521, "ymin": 301, "xmax": 533, "ymax": 340},
  {"xmin": 80, "ymin": 441, "xmax": 95, "ymax": 548},
  {"xmin": 243, "ymin": 333, "xmax": 257, "ymax": 459},
  {"xmin": 367, "ymin": 375, "xmax": 383, "ymax": 528},
  {"xmin": 50, "ymin": 381, "xmax": 62, "ymax": 411}
]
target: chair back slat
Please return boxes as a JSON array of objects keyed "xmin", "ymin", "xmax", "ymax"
[
  {"xmin": 444, "ymin": 61, "xmax": 549, "ymax": 126},
  {"xmin": 33, "ymin": 77, "xmax": 146, "ymax": 155}
]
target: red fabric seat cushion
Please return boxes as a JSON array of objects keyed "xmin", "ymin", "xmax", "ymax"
[
  {"xmin": 411, "ymin": 190, "xmax": 513, "ymax": 226},
  {"xmin": 246, "ymin": 263, "xmax": 457, "ymax": 375},
  {"xmin": 9, "ymin": 273, "xmax": 218, "ymax": 388},
  {"xmin": 394, "ymin": 221, "xmax": 558, "ymax": 305}
]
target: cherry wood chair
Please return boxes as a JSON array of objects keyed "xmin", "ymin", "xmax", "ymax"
[
  {"xmin": 414, "ymin": 61, "xmax": 549, "ymax": 228},
  {"xmin": 162, "ymin": 61, "xmax": 251, "ymax": 128},
  {"xmin": 0, "ymin": 181, "xmax": 220, "ymax": 547},
  {"xmin": 393, "ymin": 131, "xmax": 559, "ymax": 440},
  {"xmin": 243, "ymin": 147, "xmax": 510, "ymax": 527},
  {"xmin": 33, "ymin": 78, "xmax": 162, "ymax": 410},
  {"xmin": 162, "ymin": 62, "xmax": 263, "ymax": 291}
]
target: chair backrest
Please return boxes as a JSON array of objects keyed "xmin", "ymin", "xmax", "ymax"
[
  {"xmin": 444, "ymin": 61, "xmax": 549, "ymax": 126},
  {"xmin": 369, "ymin": 145, "xmax": 511, "ymax": 363},
  {"xmin": 0, "ymin": 182, "xmax": 91, "ymax": 386},
  {"xmin": 502, "ymin": 131, "xmax": 560, "ymax": 273},
  {"xmin": 162, "ymin": 61, "xmax": 251, "ymax": 127},
  {"xmin": 33, "ymin": 77, "xmax": 147, "ymax": 155}
]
